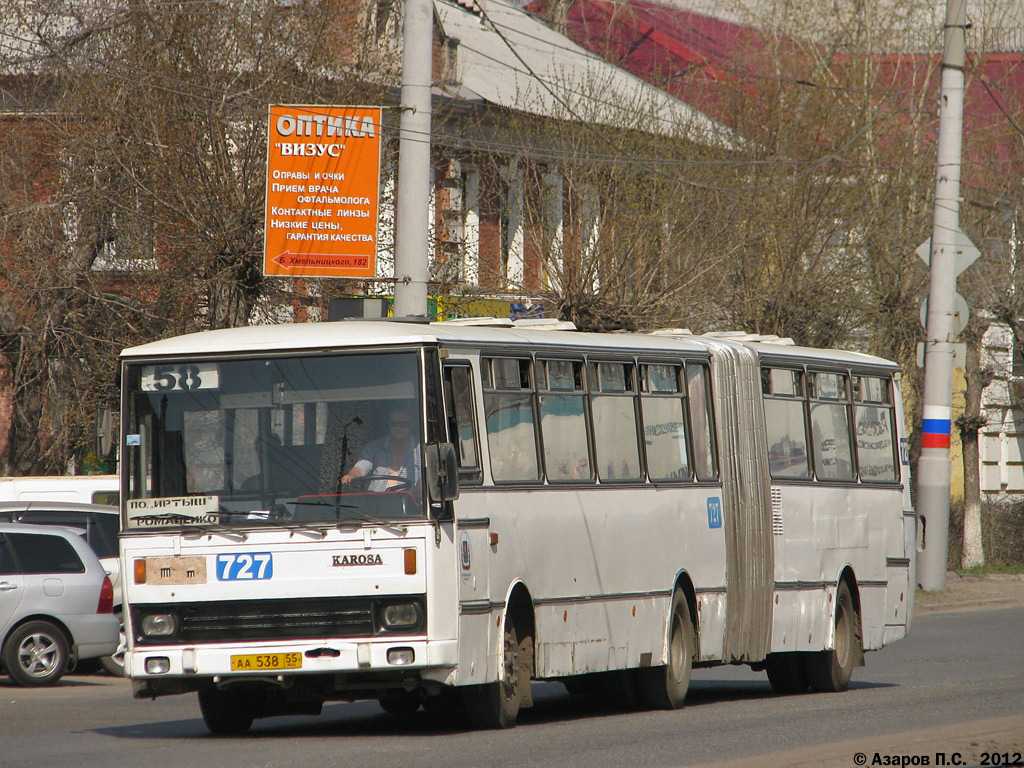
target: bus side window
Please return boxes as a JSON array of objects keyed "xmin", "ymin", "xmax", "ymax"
[
  {"xmin": 443, "ymin": 364, "xmax": 482, "ymax": 484},
  {"xmin": 686, "ymin": 362, "xmax": 718, "ymax": 481},
  {"xmin": 762, "ymin": 367, "xmax": 811, "ymax": 479},
  {"xmin": 539, "ymin": 359, "xmax": 591, "ymax": 483},
  {"xmin": 483, "ymin": 357, "xmax": 541, "ymax": 483},
  {"xmin": 854, "ymin": 374, "xmax": 898, "ymax": 482},
  {"xmin": 589, "ymin": 361, "xmax": 642, "ymax": 482},
  {"xmin": 808, "ymin": 371, "xmax": 855, "ymax": 481},
  {"xmin": 639, "ymin": 362, "xmax": 690, "ymax": 481}
]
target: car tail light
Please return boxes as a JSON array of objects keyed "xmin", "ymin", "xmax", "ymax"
[{"xmin": 97, "ymin": 575, "xmax": 115, "ymax": 614}]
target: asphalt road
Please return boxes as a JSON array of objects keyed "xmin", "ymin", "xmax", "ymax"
[{"xmin": 1, "ymin": 601, "xmax": 1022, "ymax": 768}]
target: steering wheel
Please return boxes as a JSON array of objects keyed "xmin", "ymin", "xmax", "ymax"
[{"xmin": 343, "ymin": 474, "xmax": 412, "ymax": 492}]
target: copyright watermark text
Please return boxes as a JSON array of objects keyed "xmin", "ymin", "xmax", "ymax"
[{"xmin": 853, "ymin": 752, "xmax": 1023, "ymax": 767}]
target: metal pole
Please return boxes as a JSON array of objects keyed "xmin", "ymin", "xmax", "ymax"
[
  {"xmin": 394, "ymin": 0, "xmax": 432, "ymax": 318},
  {"xmin": 918, "ymin": 0, "xmax": 968, "ymax": 592}
]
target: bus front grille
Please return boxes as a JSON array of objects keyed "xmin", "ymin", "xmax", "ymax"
[{"xmin": 132, "ymin": 597, "xmax": 380, "ymax": 645}]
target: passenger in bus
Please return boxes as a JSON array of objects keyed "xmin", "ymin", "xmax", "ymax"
[{"xmin": 340, "ymin": 406, "xmax": 422, "ymax": 493}]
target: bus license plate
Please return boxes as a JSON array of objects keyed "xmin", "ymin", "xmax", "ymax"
[{"xmin": 230, "ymin": 652, "xmax": 303, "ymax": 671}]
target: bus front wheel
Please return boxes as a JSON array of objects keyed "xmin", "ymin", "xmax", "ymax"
[
  {"xmin": 462, "ymin": 619, "xmax": 523, "ymax": 728},
  {"xmin": 806, "ymin": 581, "xmax": 860, "ymax": 693},
  {"xmin": 639, "ymin": 589, "xmax": 693, "ymax": 709}
]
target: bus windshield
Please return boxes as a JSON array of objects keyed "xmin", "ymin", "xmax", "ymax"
[{"xmin": 123, "ymin": 351, "xmax": 424, "ymax": 529}]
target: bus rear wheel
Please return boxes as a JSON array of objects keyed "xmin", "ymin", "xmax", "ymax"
[
  {"xmin": 462, "ymin": 619, "xmax": 523, "ymax": 729},
  {"xmin": 639, "ymin": 589, "xmax": 693, "ymax": 709},
  {"xmin": 807, "ymin": 581, "xmax": 860, "ymax": 693}
]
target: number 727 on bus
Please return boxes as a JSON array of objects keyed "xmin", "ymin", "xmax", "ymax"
[{"xmin": 216, "ymin": 553, "xmax": 274, "ymax": 581}]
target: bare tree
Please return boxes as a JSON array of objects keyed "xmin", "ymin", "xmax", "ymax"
[{"xmin": 0, "ymin": 0, "xmax": 397, "ymax": 473}]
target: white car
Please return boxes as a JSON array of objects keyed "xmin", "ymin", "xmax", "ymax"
[
  {"xmin": 0, "ymin": 501, "xmax": 124, "ymax": 674},
  {"xmin": 0, "ymin": 523, "xmax": 119, "ymax": 686}
]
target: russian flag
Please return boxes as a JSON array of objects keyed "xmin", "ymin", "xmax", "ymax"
[{"xmin": 921, "ymin": 418, "xmax": 951, "ymax": 449}]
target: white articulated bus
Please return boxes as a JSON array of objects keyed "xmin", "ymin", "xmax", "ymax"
[{"xmin": 116, "ymin": 319, "xmax": 915, "ymax": 733}]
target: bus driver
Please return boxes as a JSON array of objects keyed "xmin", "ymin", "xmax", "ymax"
[{"xmin": 340, "ymin": 406, "xmax": 422, "ymax": 493}]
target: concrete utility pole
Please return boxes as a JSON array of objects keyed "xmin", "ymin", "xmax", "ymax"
[
  {"xmin": 393, "ymin": 0, "xmax": 432, "ymax": 318},
  {"xmin": 917, "ymin": 0, "xmax": 969, "ymax": 592}
]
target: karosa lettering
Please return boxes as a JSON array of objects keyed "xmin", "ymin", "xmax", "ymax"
[{"xmin": 332, "ymin": 554, "xmax": 384, "ymax": 566}]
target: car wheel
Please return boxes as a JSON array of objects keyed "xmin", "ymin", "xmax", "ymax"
[{"xmin": 3, "ymin": 620, "xmax": 70, "ymax": 687}]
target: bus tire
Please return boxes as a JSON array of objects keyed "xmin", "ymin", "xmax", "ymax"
[
  {"xmin": 639, "ymin": 589, "xmax": 693, "ymax": 709},
  {"xmin": 462, "ymin": 619, "xmax": 522, "ymax": 729},
  {"xmin": 764, "ymin": 652, "xmax": 810, "ymax": 694},
  {"xmin": 807, "ymin": 581, "xmax": 859, "ymax": 693},
  {"xmin": 198, "ymin": 688, "xmax": 255, "ymax": 735}
]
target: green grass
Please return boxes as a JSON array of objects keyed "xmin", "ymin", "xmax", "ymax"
[{"xmin": 955, "ymin": 563, "xmax": 1024, "ymax": 576}]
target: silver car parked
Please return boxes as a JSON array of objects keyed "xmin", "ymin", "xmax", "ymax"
[
  {"xmin": 0, "ymin": 523, "xmax": 119, "ymax": 686},
  {"xmin": 0, "ymin": 501, "xmax": 124, "ymax": 675}
]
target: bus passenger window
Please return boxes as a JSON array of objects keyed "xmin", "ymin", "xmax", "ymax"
[
  {"xmin": 539, "ymin": 359, "xmax": 591, "ymax": 482},
  {"xmin": 762, "ymin": 368, "xmax": 810, "ymax": 479},
  {"xmin": 686, "ymin": 363, "xmax": 718, "ymax": 481},
  {"xmin": 590, "ymin": 362, "xmax": 641, "ymax": 482},
  {"xmin": 809, "ymin": 372, "xmax": 854, "ymax": 481},
  {"xmin": 640, "ymin": 363, "xmax": 689, "ymax": 481},
  {"xmin": 483, "ymin": 357, "xmax": 540, "ymax": 483},
  {"xmin": 854, "ymin": 375, "xmax": 897, "ymax": 482}
]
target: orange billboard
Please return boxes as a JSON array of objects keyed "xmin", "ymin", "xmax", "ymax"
[{"xmin": 264, "ymin": 105, "xmax": 381, "ymax": 278}]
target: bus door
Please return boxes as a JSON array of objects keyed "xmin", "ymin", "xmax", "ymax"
[{"xmin": 442, "ymin": 361, "xmax": 492, "ymax": 681}]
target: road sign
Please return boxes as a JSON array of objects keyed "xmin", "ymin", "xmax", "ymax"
[
  {"xmin": 916, "ymin": 229, "xmax": 980, "ymax": 276},
  {"xmin": 919, "ymin": 292, "xmax": 969, "ymax": 337},
  {"xmin": 264, "ymin": 105, "xmax": 382, "ymax": 278}
]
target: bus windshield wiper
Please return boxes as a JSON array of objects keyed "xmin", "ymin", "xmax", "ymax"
[
  {"xmin": 296, "ymin": 499, "xmax": 407, "ymax": 535},
  {"xmin": 181, "ymin": 523, "xmax": 248, "ymax": 542},
  {"xmin": 278, "ymin": 521, "xmax": 328, "ymax": 539}
]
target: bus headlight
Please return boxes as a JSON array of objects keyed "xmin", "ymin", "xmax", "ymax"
[
  {"xmin": 381, "ymin": 602, "xmax": 421, "ymax": 629},
  {"xmin": 141, "ymin": 613, "xmax": 178, "ymax": 637}
]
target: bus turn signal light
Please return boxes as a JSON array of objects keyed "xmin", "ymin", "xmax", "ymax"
[
  {"xmin": 404, "ymin": 548, "xmax": 416, "ymax": 574},
  {"xmin": 134, "ymin": 558, "xmax": 147, "ymax": 584}
]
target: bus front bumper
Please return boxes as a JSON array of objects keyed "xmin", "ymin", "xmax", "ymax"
[{"xmin": 127, "ymin": 638, "xmax": 459, "ymax": 698}]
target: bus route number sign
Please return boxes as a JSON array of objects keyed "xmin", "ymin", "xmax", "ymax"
[
  {"xmin": 216, "ymin": 553, "xmax": 274, "ymax": 581},
  {"xmin": 141, "ymin": 363, "xmax": 220, "ymax": 392}
]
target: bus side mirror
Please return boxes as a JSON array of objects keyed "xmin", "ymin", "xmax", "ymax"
[
  {"xmin": 425, "ymin": 443, "xmax": 460, "ymax": 508},
  {"xmin": 95, "ymin": 406, "xmax": 115, "ymax": 461}
]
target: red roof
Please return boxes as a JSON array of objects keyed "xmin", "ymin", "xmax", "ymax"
[{"xmin": 536, "ymin": 0, "xmax": 1023, "ymax": 184}]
